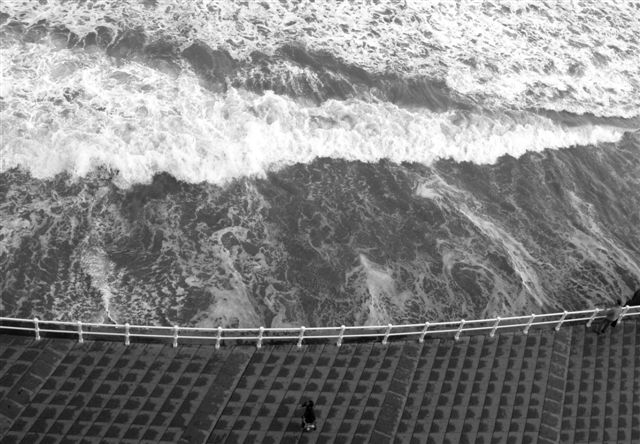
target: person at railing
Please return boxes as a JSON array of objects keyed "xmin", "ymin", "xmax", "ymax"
[
  {"xmin": 625, "ymin": 288, "xmax": 640, "ymax": 307},
  {"xmin": 301, "ymin": 400, "xmax": 317, "ymax": 432},
  {"xmin": 597, "ymin": 299, "xmax": 623, "ymax": 334}
]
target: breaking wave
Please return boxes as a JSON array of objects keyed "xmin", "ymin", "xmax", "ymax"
[{"xmin": 0, "ymin": 38, "xmax": 631, "ymax": 187}]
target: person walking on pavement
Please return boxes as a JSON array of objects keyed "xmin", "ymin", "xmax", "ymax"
[
  {"xmin": 301, "ymin": 400, "xmax": 316, "ymax": 431},
  {"xmin": 598, "ymin": 299, "xmax": 623, "ymax": 334}
]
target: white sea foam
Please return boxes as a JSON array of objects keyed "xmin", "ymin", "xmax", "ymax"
[
  {"xmin": 80, "ymin": 248, "xmax": 118, "ymax": 323},
  {"xmin": 2, "ymin": 0, "xmax": 639, "ymax": 117},
  {"xmin": 458, "ymin": 208, "xmax": 549, "ymax": 308},
  {"xmin": 565, "ymin": 191, "xmax": 640, "ymax": 290},
  {"xmin": 0, "ymin": 42, "xmax": 631, "ymax": 187},
  {"xmin": 415, "ymin": 175, "xmax": 551, "ymax": 312}
]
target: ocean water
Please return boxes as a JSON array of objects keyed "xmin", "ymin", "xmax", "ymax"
[{"xmin": 1, "ymin": 0, "xmax": 639, "ymax": 327}]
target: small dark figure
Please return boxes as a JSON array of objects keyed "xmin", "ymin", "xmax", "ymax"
[
  {"xmin": 624, "ymin": 288, "xmax": 640, "ymax": 307},
  {"xmin": 598, "ymin": 299, "xmax": 623, "ymax": 334},
  {"xmin": 301, "ymin": 400, "xmax": 316, "ymax": 432}
]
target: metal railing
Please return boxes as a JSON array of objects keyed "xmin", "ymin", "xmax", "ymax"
[{"xmin": 1, "ymin": 306, "xmax": 639, "ymax": 348}]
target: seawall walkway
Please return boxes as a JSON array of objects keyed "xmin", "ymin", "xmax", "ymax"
[{"xmin": 1, "ymin": 316, "xmax": 638, "ymax": 443}]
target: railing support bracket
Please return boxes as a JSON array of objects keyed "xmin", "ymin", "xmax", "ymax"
[
  {"xmin": 524, "ymin": 314, "xmax": 536, "ymax": 335},
  {"xmin": 337, "ymin": 325, "xmax": 346, "ymax": 347},
  {"xmin": 382, "ymin": 324, "xmax": 392, "ymax": 345},
  {"xmin": 455, "ymin": 319, "xmax": 465, "ymax": 341},
  {"xmin": 555, "ymin": 311, "xmax": 568, "ymax": 331},
  {"xmin": 257, "ymin": 326, "xmax": 264, "ymax": 349},
  {"xmin": 173, "ymin": 325, "xmax": 179, "ymax": 348},
  {"xmin": 297, "ymin": 326, "xmax": 305, "ymax": 349},
  {"xmin": 125, "ymin": 323, "xmax": 130, "ymax": 346},
  {"xmin": 620, "ymin": 305, "xmax": 630, "ymax": 322},
  {"xmin": 490, "ymin": 317, "xmax": 501, "ymax": 338},
  {"xmin": 77, "ymin": 320, "xmax": 84, "ymax": 344},
  {"xmin": 215, "ymin": 326, "xmax": 223, "ymax": 349},
  {"xmin": 419, "ymin": 322, "xmax": 430, "ymax": 343},
  {"xmin": 586, "ymin": 308, "xmax": 599, "ymax": 327},
  {"xmin": 34, "ymin": 317, "xmax": 40, "ymax": 341}
]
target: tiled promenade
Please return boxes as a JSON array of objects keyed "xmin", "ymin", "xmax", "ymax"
[{"xmin": 1, "ymin": 318, "xmax": 638, "ymax": 443}]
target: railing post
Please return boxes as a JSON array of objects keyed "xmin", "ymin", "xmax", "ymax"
[
  {"xmin": 619, "ymin": 305, "xmax": 630, "ymax": 321},
  {"xmin": 215, "ymin": 326, "xmax": 222, "ymax": 349},
  {"xmin": 586, "ymin": 308, "xmax": 599, "ymax": 327},
  {"xmin": 490, "ymin": 317, "xmax": 501, "ymax": 338},
  {"xmin": 555, "ymin": 311, "xmax": 568, "ymax": 331},
  {"xmin": 173, "ymin": 325, "xmax": 179, "ymax": 348},
  {"xmin": 297, "ymin": 326, "xmax": 305, "ymax": 349},
  {"xmin": 125, "ymin": 323, "xmax": 130, "ymax": 346},
  {"xmin": 337, "ymin": 325, "xmax": 346, "ymax": 347},
  {"xmin": 34, "ymin": 317, "xmax": 40, "ymax": 341},
  {"xmin": 257, "ymin": 326, "xmax": 264, "ymax": 349},
  {"xmin": 77, "ymin": 320, "xmax": 84, "ymax": 344},
  {"xmin": 455, "ymin": 319, "xmax": 465, "ymax": 341},
  {"xmin": 523, "ymin": 314, "xmax": 536, "ymax": 335},
  {"xmin": 419, "ymin": 322, "xmax": 430, "ymax": 343},
  {"xmin": 382, "ymin": 324, "xmax": 393, "ymax": 345}
]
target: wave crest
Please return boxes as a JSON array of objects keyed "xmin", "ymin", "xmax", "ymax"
[{"xmin": 0, "ymin": 43, "xmax": 629, "ymax": 187}]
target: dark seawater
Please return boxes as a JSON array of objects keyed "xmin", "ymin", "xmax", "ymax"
[
  {"xmin": 2, "ymin": 134, "xmax": 639, "ymax": 326},
  {"xmin": 1, "ymin": 1, "xmax": 640, "ymax": 327}
]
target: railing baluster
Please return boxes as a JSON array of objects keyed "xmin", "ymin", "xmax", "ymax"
[
  {"xmin": 257, "ymin": 326, "xmax": 264, "ymax": 349},
  {"xmin": 215, "ymin": 326, "xmax": 223, "ymax": 349},
  {"xmin": 419, "ymin": 322, "xmax": 430, "ymax": 343},
  {"xmin": 382, "ymin": 324, "xmax": 393, "ymax": 345},
  {"xmin": 34, "ymin": 317, "xmax": 40, "ymax": 341},
  {"xmin": 337, "ymin": 325, "xmax": 346, "ymax": 347},
  {"xmin": 619, "ymin": 305, "xmax": 630, "ymax": 321},
  {"xmin": 586, "ymin": 308, "xmax": 599, "ymax": 327},
  {"xmin": 523, "ymin": 314, "xmax": 536, "ymax": 335},
  {"xmin": 77, "ymin": 320, "xmax": 83, "ymax": 344},
  {"xmin": 555, "ymin": 311, "xmax": 568, "ymax": 331},
  {"xmin": 3, "ymin": 307, "xmax": 628, "ymax": 347},
  {"xmin": 297, "ymin": 326, "xmax": 305, "ymax": 349},
  {"xmin": 455, "ymin": 319, "xmax": 465, "ymax": 341},
  {"xmin": 490, "ymin": 317, "xmax": 501, "ymax": 338},
  {"xmin": 173, "ymin": 325, "xmax": 179, "ymax": 348}
]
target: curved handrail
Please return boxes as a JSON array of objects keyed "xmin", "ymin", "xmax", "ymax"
[{"xmin": 1, "ymin": 306, "xmax": 639, "ymax": 348}]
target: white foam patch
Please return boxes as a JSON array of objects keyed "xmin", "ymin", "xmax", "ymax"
[
  {"xmin": 80, "ymin": 247, "xmax": 118, "ymax": 323},
  {"xmin": 565, "ymin": 191, "xmax": 640, "ymax": 288},
  {"xmin": 0, "ymin": 42, "xmax": 630, "ymax": 187},
  {"xmin": 358, "ymin": 254, "xmax": 413, "ymax": 326},
  {"xmin": 415, "ymin": 175, "xmax": 551, "ymax": 311},
  {"xmin": 2, "ymin": 0, "xmax": 639, "ymax": 117},
  {"xmin": 190, "ymin": 226, "xmax": 261, "ymax": 328},
  {"xmin": 458, "ymin": 208, "xmax": 549, "ymax": 308}
]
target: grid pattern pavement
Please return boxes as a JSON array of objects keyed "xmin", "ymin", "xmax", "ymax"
[{"xmin": 0, "ymin": 318, "xmax": 638, "ymax": 443}]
